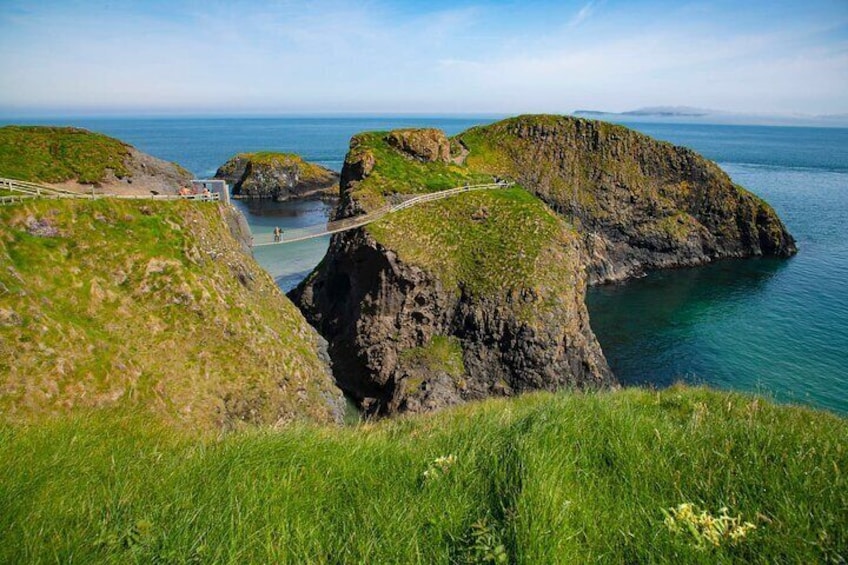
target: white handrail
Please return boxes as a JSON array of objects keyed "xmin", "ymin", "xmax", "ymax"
[{"xmin": 0, "ymin": 176, "xmax": 220, "ymax": 205}]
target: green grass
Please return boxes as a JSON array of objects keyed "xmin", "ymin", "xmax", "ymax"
[
  {"xmin": 367, "ymin": 187, "xmax": 576, "ymax": 300},
  {"xmin": 0, "ymin": 125, "xmax": 130, "ymax": 183},
  {"xmin": 456, "ymin": 115, "xmax": 786, "ymax": 244},
  {"xmin": 345, "ymin": 131, "xmax": 492, "ymax": 211},
  {"xmin": 0, "ymin": 199, "xmax": 341, "ymax": 431},
  {"xmin": 1, "ymin": 386, "xmax": 845, "ymax": 563},
  {"xmin": 233, "ymin": 152, "xmax": 335, "ymax": 183},
  {"xmin": 401, "ymin": 335, "xmax": 466, "ymax": 378}
]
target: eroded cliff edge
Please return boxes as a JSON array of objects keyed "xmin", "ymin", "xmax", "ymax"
[{"xmin": 291, "ymin": 116, "xmax": 796, "ymax": 415}]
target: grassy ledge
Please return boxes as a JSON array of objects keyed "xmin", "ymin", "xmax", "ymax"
[
  {"xmin": 0, "ymin": 125, "xmax": 130, "ymax": 183},
  {"xmin": 345, "ymin": 131, "xmax": 492, "ymax": 210},
  {"xmin": 400, "ymin": 335, "xmax": 466, "ymax": 377},
  {"xmin": 0, "ymin": 386, "xmax": 845, "ymax": 563},
  {"xmin": 367, "ymin": 186, "xmax": 576, "ymax": 301}
]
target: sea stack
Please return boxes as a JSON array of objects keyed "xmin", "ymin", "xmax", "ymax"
[{"xmin": 215, "ymin": 152, "xmax": 339, "ymax": 201}]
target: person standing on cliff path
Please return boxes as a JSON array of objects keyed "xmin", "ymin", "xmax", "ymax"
[{"xmin": 273, "ymin": 226, "xmax": 282, "ymax": 243}]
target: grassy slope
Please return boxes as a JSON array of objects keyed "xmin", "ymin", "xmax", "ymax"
[
  {"xmin": 0, "ymin": 387, "xmax": 845, "ymax": 563},
  {"xmin": 345, "ymin": 131, "xmax": 492, "ymax": 211},
  {"xmin": 367, "ymin": 187, "xmax": 576, "ymax": 301},
  {"xmin": 346, "ymin": 131, "xmax": 579, "ymax": 313},
  {"xmin": 0, "ymin": 199, "xmax": 340, "ymax": 431},
  {"xmin": 458, "ymin": 116, "xmax": 655, "ymax": 225},
  {"xmin": 0, "ymin": 126, "xmax": 131, "ymax": 183},
  {"xmin": 456, "ymin": 115, "xmax": 785, "ymax": 244}
]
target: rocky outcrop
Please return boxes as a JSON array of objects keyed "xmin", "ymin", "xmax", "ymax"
[
  {"xmin": 215, "ymin": 152, "xmax": 339, "ymax": 201},
  {"xmin": 385, "ymin": 128, "xmax": 451, "ymax": 163},
  {"xmin": 111, "ymin": 146, "xmax": 194, "ymax": 195},
  {"xmin": 292, "ymin": 116, "xmax": 796, "ymax": 417},
  {"xmin": 291, "ymin": 224, "xmax": 611, "ymax": 416},
  {"xmin": 459, "ymin": 115, "xmax": 797, "ymax": 283},
  {"xmin": 292, "ymin": 125, "xmax": 615, "ymax": 415}
]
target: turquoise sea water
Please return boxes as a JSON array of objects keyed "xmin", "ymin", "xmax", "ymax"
[{"xmin": 5, "ymin": 117, "xmax": 846, "ymax": 414}]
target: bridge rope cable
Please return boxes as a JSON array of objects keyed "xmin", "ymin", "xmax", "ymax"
[{"xmin": 253, "ymin": 181, "xmax": 514, "ymax": 247}]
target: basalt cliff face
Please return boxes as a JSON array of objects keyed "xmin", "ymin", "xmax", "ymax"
[
  {"xmin": 458, "ymin": 115, "xmax": 797, "ymax": 283},
  {"xmin": 292, "ymin": 116, "xmax": 796, "ymax": 416},
  {"xmin": 215, "ymin": 152, "xmax": 339, "ymax": 201}
]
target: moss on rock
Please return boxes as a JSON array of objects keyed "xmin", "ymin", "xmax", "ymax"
[{"xmin": 457, "ymin": 115, "xmax": 797, "ymax": 282}]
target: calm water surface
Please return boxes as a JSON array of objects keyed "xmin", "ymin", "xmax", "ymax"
[{"xmin": 6, "ymin": 117, "xmax": 845, "ymax": 413}]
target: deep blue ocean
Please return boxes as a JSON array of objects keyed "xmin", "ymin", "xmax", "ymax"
[{"xmin": 6, "ymin": 116, "xmax": 846, "ymax": 414}]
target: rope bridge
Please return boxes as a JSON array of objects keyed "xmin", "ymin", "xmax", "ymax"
[{"xmin": 252, "ymin": 181, "xmax": 513, "ymax": 246}]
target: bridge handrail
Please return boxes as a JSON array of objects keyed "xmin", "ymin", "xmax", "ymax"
[{"xmin": 0, "ymin": 176, "xmax": 220, "ymax": 205}]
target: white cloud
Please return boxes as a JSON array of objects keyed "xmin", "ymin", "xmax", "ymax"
[{"xmin": 568, "ymin": 1, "xmax": 597, "ymax": 29}]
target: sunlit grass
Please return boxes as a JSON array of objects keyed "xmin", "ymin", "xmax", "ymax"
[
  {"xmin": 0, "ymin": 126, "xmax": 130, "ymax": 183},
  {"xmin": 0, "ymin": 199, "xmax": 341, "ymax": 431},
  {"xmin": 1, "ymin": 386, "xmax": 845, "ymax": 563}
]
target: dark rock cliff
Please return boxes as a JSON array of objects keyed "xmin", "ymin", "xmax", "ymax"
[
  {"xmin": 459, "ymin": 115, "xmax": 797, "ymax": 283},
  {"xmin": 215, "ymin": 152, "xmax": 339, "ymax": 201},
  {"xmin": 291, "ymin": 127, "xmax": 613, "ymax": 415}
]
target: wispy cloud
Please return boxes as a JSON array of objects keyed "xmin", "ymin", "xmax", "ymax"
[{"xmin": 568, "ymin": 0, "xmax": 597, "ymax": 29}]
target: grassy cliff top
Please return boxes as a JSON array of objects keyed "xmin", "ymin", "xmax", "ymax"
[
  {"xmin": 343, "ymin": 131, "xmax": 492, "ymax": 211},
  {"xmin": 343, "ymin": 128, "xmax": 580, "ymax": 312},
  {"xmin": 0, "ymin": 198, "xmax": 341, "ymax": 431},
  {"xmin": 230, "ymin": 151, "xmax": 336, "ymax": 181},
  {"xmin": 456, "ymin": 114, "xmax": 774, "ymax": 223},
  {"xmin": 367, "ymin": 187, "xmax": 577, "ymax": 302},
  {"xmin": 1, "ymin": 386, "xmax": 844, "ymax": 562},
  {"xmin": 0, "ymin": 125, "xmax": 131, "ymax": 184}
]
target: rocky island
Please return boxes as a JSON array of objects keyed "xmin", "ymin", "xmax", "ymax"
[
  {"xmin": 215, "ymin": 152, "xmax": 339, "ymax": 201},
  {"xmin": 292, "ymin": 115, "xmax": 795, "ymax": 415}
]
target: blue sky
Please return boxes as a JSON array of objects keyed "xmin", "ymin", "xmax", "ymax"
[{"xmin": 0, "ymin": 0, "xmax": 846, "ymax": 116}]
